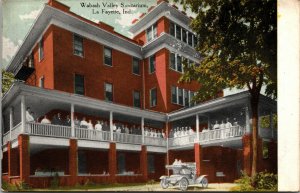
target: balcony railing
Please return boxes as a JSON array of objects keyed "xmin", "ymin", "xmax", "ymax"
[
  {"xmin": 113, "ymin": 132, "xmax": 142, "ymax": 145},
  {"xmin": 75, "ymin": 128, "xmax": 110, "ymax": 141},
  {"xmin": 199, "ymin": 126, "xmax": 245, "ymax": 143},
  {"xmin": 27, "ymin": 122, "xmax": 71, "ymax": 138},
  {"xmin": 144, "ymin": 136, "xmax": 166, "ymax": 146},
  {"xmin": 169, "ymin": 134, "xmax": 196, "ymax": 147},
  {"xmin": 3, "ymin": 131, "xmax": 10, "ymax": 145}
]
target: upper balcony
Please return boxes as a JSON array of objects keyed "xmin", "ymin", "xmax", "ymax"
[{"xmin": 14, "ymin": 54, "xmax": 35, "ymax": 81}]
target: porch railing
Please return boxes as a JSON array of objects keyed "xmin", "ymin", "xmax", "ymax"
[
  {"xmin": 11, "ymin": 123, "xmax": 22, "ymax": 139},
  {"xmin": 144, "ymin": 136, "xmax": 166, "ymax": 146},
  {"xmin": 168, "ymin": 134, "xmax": 196, "ymax": 147},
  {"xmin": 3, "ymin": 131, "xmax": 10, "ymax": 145},
  {"xmin": 27, "ymin": 122, "xmax": 71, "ymax": 138},
  {"xmin": 75, "ymin": 128, "xmax": 110, "ymax": 141},
  {"xmin": 113, "ymin": 132, "xmax": 142, "ymax": 144},
  {"xmin": 199, "ymin": 126, "xmax": 245, "ymax": 143}
]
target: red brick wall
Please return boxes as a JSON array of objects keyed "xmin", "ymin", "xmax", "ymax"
[
  {"xmin": 85, "ymin": 150, "xmax": 109, "ymax": 174},
  {"xmin": 148, "ymin": 153, "xmax": 166, "ymax": 180},
  {"xmin": 18, "ymin": 134, "xmax": 30, "ymax": 183},
  {"xmin": 52, "ymin": 26, "xmax": 142, "ymax": 108},
  {"xmin": 26, "ymin": 25, "xmax": 55, "ymax": 89}
]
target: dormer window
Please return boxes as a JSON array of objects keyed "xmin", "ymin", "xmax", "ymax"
[{"xmin": 146, "ymin": 23, "xmax": 157, "ymax": 42}]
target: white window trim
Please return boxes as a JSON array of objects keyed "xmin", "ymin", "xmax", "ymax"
[
  {"xmin": 73, "ymin": 34, "xmax": 84, "ymax": 58},
  {"xmin": 132, "ymin": 57, "xmax": 141, "ymax": 76},
  {"xmin": 103, "ymin": 46, "xmax": 113, "ymax": 67},
  {"xmin": 38, "ymin": 39, "xmax": 44, "ymax": 62},
  {"xmin": 104, "ymin": 82, "xmax": 114, "ymax": 102},
  {"xmin": 149, "ymin": 55, "xmax": 156, "ymax": 74},
  {"xmin": 149, "ymin": 87, "xmax": 157, "ymax": 107},
  {"xmin": 133, "ymin": 90, "xmax": 141, "ymax": 108},
  {"xmin": 39, "ymin": 76, "xmax": 44, "ymax": 88}
]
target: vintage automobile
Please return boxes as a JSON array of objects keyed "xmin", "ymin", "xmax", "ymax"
[{"xmin": 159, "ymin": 162, "xmax": 208, "ymax": 191}]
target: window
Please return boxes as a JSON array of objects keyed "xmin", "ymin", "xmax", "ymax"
[
  {"xmin": 176, "ymin": 25, "xmax": 181, "ymax": 40},
  {"xmin": 39, "ymin": 76, "xmax": 44, "ymax": 88},
  {"xmin": 132, "ymin": 57, "xmax": 140, "ymax": 75},
  {"xmin": 177, "ymin": 55, "xmax": 182, "ymax": 72},
  {"xmin": 146, "ymin": 23, "xmax": 157, "ymax": 42},
  {"xmin": 150, "ymin": 88, "xmax": 157, "ymax": 107},
  {"xmin": 149, "ymin": 55, "xmax": 156, "ymax": 73},
  {"xmin": 171, "ymin": 86, "xmax": 177, "ymax": 104},
  {"xmin": 188, "ymin": 33, "xmax": 193, "ymax": 47},
  {"xmin": 184, "ymin": 90, "xmax": 189, "ymax": 107},
  {"xmin": 73, "ymin": 34, "xmax": 83, "ymax": 57},
  {"xmin": 193, "ymin": 36, "xmax": 198, "ymax": 47},
  {"xmin": 190, "ymin": 91, "xmax": 195, "ymax": 106},
  {"xmin": 170, "ymin": 22, "xmax": 175, "ymax": 36},
  {"xmin": 262, "ymin": 140, "xmax": 269, "ymax": 159},
  {"xmin": 74, "ymin": 74, "xmax": 85, "ymax": 95},
  {"xmin": 104, "ymin": 47, "xmax": 112, "ymax": 66},
  {"xmin": 178, "ymin": 88, "xmax": 183, "ymax": 105},
  {"xmin": 147, "ymin": 155, "xmax": 155, "ymax": 173},
  {"xmin": 170, "ymin": 52, "xmax": 176, "ymax": 70},
  {"xmin": 182, "ymin": 28, "xmax": 187, "ymax": 43},
  {"xmin": 39, "ymin": 38, "xmax": 44, "ymax": 61},
  {"xmin": 133, "ymin": 91, "xmax": 141, "ymax": 108},
  {"xmin": 105, "ymin": 83, "xmax": 113, "ymax": 102}
]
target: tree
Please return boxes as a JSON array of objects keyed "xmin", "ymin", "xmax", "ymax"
[
  {"xmin": 2, "ymin": 70, "xmax": 15, "ymax": 94},
  {"xmin": 175, "ymin": 0, "xmax": 277, "ymax": 176}
]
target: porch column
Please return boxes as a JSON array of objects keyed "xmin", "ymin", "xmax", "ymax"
[
  {"xmin": 18, "ymin": 134, "xmax": 30, "ymax": 183},
  {"xmin": 207, "ymin": 116, "xmax": 211, "ymax": 129},
  {"xmin": 242, "ymin": 134, "xmax": 252, "ymax": 176},
  {"xmin": 109, "ymin": 111, "xmax": 113, "ymax": 141},
  {"xmin": 69, "ymin": 139, "xmax": 78, "ymax": 186},
  {"xmin": 194, "ymin": 143, "xmax": 202, "ymax": 176},
  {"xmin": 9, "ymin": 107, "xmax": 13, "ymax": 140},
  {"xmin": 71, "ymin": 103, "xmax": 75, "ymax": 137},
  {"xmin": 196, "ymin": 114, "xmax": 200, "ymax": 142},
  {"xmin": 140, "ymin": 145, "xmax": 148, "ymax": 182},
  {"xmin": 7, "ymin": 142, "xmax": 18, "ymax": 177},
  {"xmin": 141, "ymin": 117, "xmax": 145, "ymax": 144},
  {"xmin": 21, "ymin": 95, "xmax": 26, "ymax": 133},
  {"xmin": 245, "ymin": 106, "xmax": 251, "ymax": 134},
  {"xmin": 166, "ymin": 121, "xmax": 170, "ymax": 176},
  {"xmin": 108, "ymin": 143, "xmax": 116, "ymax": 183}
]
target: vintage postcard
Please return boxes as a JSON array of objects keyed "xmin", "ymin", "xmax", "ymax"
[{"xmin": 1, "ymin": 0, "xmax": 299, "ymax": 191}]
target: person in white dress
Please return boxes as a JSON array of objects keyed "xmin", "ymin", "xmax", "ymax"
[
  {"xmin": 41, "ymin": 115, "xmax": 51, "ymax": 124},
  {"xmin": 26, "ymin": 107, "xmax": 35, "ymax": 122},
  {"xmin": 225, "ymin": 118, "xmax": 233, "ymax": 137},
  {"xmin": 95, "ymin": 120, "xmax": 102, "ymax": 131},
  {"xmin": 80, "ymin": 117, "xmax": 88, "ymax": 128}
]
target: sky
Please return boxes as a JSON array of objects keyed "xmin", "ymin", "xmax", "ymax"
[{"xmin": 2, "ymin": 0, "xmax": 192, "ymax": 69}]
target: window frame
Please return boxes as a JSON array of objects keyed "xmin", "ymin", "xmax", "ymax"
[
  {"xmin": 104, "ymin": 82, "xmax": 113, "ymax": 102},
  {"xmin": 149, "ymin": 54, "xmax": 156, "ymax": 74},
  {"xmin": 73, "ymin": 34, "xmax": 84, "ymax": 57},
  {"xmin": 38, "ymin": 38, "xmax": 44, "ymax": 62},
  {"xmin": 171, "ymin": 86, "xmax": 178, "ymax": 104},
  {"xmin": 146, "ymin": 23, "xmax": 158, "ymax": 42},
  {"xmin": 74, "ymin": 74, "xmax": 85, "ymax": 95},
  {"xmin": 132, "ymin": 57, "xmax": 141, "ymax": 75},
  {"xmin": 39, "ymin": 76, "xmax": 45, "ymax": 88},
  {"xmin": 149, "ymin": 87, "xmax": 157, "ymax": 107},
  {"xmin": 133, "ymin": 90, "xmax": 141, "ymax": 108},
  {"xmin": 104, "ymin": 46, "xmax": 113, "ymax": 67}
]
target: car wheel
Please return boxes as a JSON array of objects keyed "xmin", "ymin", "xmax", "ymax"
[
  {"xmin": 201, "ymin": 177, "xmax": 208, "ymax": 188},
  {"xmin": 179, "ymin": 178, "xmax": 188, "ymax": 191},
  {"xmin": 160, "ymin": 179, "xmax": 169, "ymax": 189}
]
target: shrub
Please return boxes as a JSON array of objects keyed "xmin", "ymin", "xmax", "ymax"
[
  {"xmin": 232, "ymin": 171, "xmax": 277, "ymax": 191},
  {"xmin": 15, "ymin": 181, "xmax": 31, "ymax": 191}
]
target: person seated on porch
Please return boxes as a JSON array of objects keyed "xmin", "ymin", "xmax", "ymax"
[
  {"xmin": 213, "ymin": 120, "xmax": 220, "ymax": 130},
  {"xmin": 220, "ymin": 120, "xmax": 225, "ymax": 130},
  {"xmin": 52, "ymin": 113, "xmax": 63, "ymax": 125},
  {"xmin": 26, "ymin": 107, "xmax": 35, "ymax": 122},
  {"xmin": 63, "ymin": 115, "xmax": 71, "ymax": 126},
  {"xmin": 124, "ymin": 125, "xmax": 129, "ymax": 134},
  {"xmin": 225, "ymin": 118, "xmax": 232, "ymax": 128},
  {"xmin": 80, "ymin": 117, "xmax": 88, "ymax": 128},
  {"xmin": 95, "ymin": 120, "xmax": 102, "ymax": 131},
  {"xmin": 41, "ymin": 115, "xmax": 51, "ymax": 124},
  {"xmin": 189, "ymin": 127, "xmax": 195, "ymax": 134},
  {"xmin": 233, "ymin": 118, "xmax": 238, "ymax": 126},
  {"xmin": 87, "ymin": 119, "xmax": 94, "ymax": 130},
  {"xmin": 173, "ymin": 159, "xmax": 179, "ymax": 165},
  {"xmin": 74, "ymin": 116, "xmax": 80, "ymax": 127},
  {"xmin": 112, "ymin": 123, "xmax": 117, "ymax": 132}
]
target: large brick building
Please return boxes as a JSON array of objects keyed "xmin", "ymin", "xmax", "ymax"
[{"xmin": 2, "ymin": 0, "xmax": 277, "ymax": 188}]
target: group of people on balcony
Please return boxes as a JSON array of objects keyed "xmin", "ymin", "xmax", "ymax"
[
  {"xmin": 169, "ymin": 126, "xmax": 195, "ymax": 138},
  {"xmin": 26, "ymin": 108, "xmax": 164, "ymax": 138},
  {"xmin": 202, "ymin": 118, "xmax": 239, "ymax": 132}
]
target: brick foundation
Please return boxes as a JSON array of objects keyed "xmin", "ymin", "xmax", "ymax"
[
  {"xmin": 69, "ymin": 138, "xmax": 78, "ymax": 186},
  {"xmin": 108, "ymin": 143, "xmax": 116, "ymax": 183}
]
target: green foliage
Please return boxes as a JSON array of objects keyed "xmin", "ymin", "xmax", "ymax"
[
  {"xmin": 2, "ymin": 69, "xmax": 15, "ymax": 94},
  {"xmin": 16, "ymin": 181, "xmax": 31, "ymax": 190},
  {"xmin": 174, "ymin": 0, "xmax": 277, "ymax": 101},
  {"xmin": 232, "ymin": 171, "xmax": 277, "ymax": 191},
  {"xmin": 50, "ymin": 172, "xmax": 60, "ymax": 189}
]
